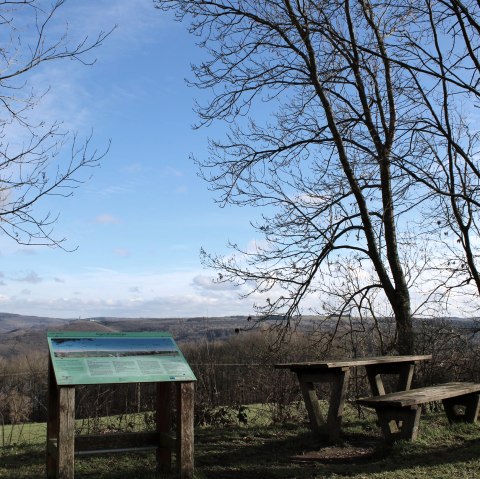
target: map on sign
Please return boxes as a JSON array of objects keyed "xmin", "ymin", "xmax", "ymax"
[{"xmin": 47, "ymin": 332, "xmax": 196, "ymax": 385}]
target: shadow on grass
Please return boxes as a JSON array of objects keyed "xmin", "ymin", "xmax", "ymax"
[
  {"xmin": 194, "ymin": 425, "xmax": 480, "ymax": 479},
  {"xmin": 0, "ymin": 445, "xmax": 45, "ymax": 479},
  {"xmin": 1, "ymin": 422, "xmax": 480, "ymax": 479}
]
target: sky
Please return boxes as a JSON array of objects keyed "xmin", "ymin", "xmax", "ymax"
[{"xmin": 0, "ymin": 0, "xmax": 267, "ymax": 319}]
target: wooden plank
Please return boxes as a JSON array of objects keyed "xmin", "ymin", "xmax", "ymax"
[
  {"xmin": 47, "ymin": 439, "xmax": 58, "ymax": 457},
  {"xmin": 75, "ymin": 432, "xmax": 162, "ymax": 452},
  {"xmin": 57, "ymin": 386, "xmax": 75, "ymax": 479},
  {"xmin": 177, "ymin": 382, "xmax": 195, "ymax": 479},
  {"xmin": 358, "ymin": 382, "xmax": 480, "ymax": 408},
  {"xmin": 275, "ymin": 355, "xmax": 431, "ymax": 370},
  {"xmin": 76, "ymin": 446, "xmax": 157, "ymax": 456}
]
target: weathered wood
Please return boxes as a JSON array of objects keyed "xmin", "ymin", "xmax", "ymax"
[
  {"xmin": 297, "ymin": 375, "xmax": 324, "ymax": 434},
  {"xmin": 358, "ymin": 383, "xmax": 480, "ymax": 408},
  {"xmin": 156, "ymin": 381, "xmax": 173, "ymax": 473},
  {"xmin": 375, "ymin": 406, "xmax": 422, "ymax": 442},
  {"xmin": 464, "ymin": 394, "xmax": 480, "ymax": 423},
  {"xmin": 442, "ymin": 393, "xmax": 480, "ymax": 424},
  {"xmin": 365, "ymin": 362, "xmax": 414, "ymax": 393},
  {"xmin": 47, "ymin": 439, "xmax": 58, "ymax": 456},
  {"xmin": 326, "ymin": 368, "xmax": 350, "ymax": 442},
  {"xmin": 177, "ymin": 382, "xmax": 195, "ymax": 479},
  {"xmin": 57, "ymin": 386, "xmax": 75, "ymax": 479},
  {"xmin": 396, "ymin": 363, "xmax": 415, "ymax": 392},
  {"xmin": 365, "ymin": 366, "xmax": 386, "ymax": 396},
  {"xmin": 75, "ymin": 432, "xmax": 162, "ymax": 452},
  {"xmin": 275, "ymin": 355, "xmax": 432, "ymax": 371},
  {"xmin": 276, "ymin": 355, "xmax": 430, "ymax": 442},
  {"xmin": 47, "ymin": 381, "xmax": 194, "ymax": 478},
  {"xmin": 358, "ymin": 382, "xmax": 480, "ymax": 442},
  {"xmin": 298, "ymin": 370, "xmax": 348, "ymax": 385},
  {"xmin": 46, "ymin": 358, "xmax": 58, "ymax": 478}
]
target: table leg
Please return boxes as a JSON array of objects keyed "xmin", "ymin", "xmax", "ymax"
[
  {"xmin": 365, "ymin": 362, "xmax": 415, "ymax": 396},
  {"xmin": 297, "ymin": 369, "xmax": 350, "ymax": 442},
  {"xmin": 297, "ymin": 373, "xmax": 324, "ymax": 434},
  {"xmin": 327, "ymin": 368, "xmax": 350, "ymax": 442},
  {"xmin": 365, "ymin": 365, "xmax": 386, "ymax": 396},
  {"xmin": 396, "ymin": 363, "xmax": 415, "ymax": 391}
]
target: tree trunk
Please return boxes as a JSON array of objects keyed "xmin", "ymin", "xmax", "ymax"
[{"xmin": 392, "ymin": 292, "xmax": 414, "ymax": 355}]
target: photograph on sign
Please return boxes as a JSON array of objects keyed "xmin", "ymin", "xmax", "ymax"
[
  {"xmin": 47, "ymin": 332, "xmax": 196, "ymax": 385},
  {"xmin": 51, "ymin": 337, "xmax": 180, "ymax": 358}
]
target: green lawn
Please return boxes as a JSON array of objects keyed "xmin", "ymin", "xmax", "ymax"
[{"xmin": 1, "ymin": 408, "xmax": 480, "ymax": 478}]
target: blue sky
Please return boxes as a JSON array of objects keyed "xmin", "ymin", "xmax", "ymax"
[{"xmin": 0, "ymin": 0, "xmax": 266, "ymax": 319}]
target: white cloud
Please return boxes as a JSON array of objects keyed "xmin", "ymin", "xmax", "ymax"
[
  {"xmin": 0, "ymin": 268, "xmax": 258, "ymax": 318},
  {"xmin": 192, "ymin": 274, "xmax": 239, "ymax": 292},
  {"xmin": 95, "ymin": 214, "xmax": 121, "ymax": 225}
]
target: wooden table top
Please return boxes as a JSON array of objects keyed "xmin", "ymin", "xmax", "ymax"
[{"xmin": 274, "ymin": 354, "xmax": 432, "ymax": 371}]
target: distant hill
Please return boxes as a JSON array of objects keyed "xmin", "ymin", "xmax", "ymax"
[
  {"xmin": 0, "ymin": 312, "xmax": 477, "ymax": 360},
  {"xmin": 0, "ymin": 312, "xmax": 68, "ymax": 334},
  {"xmin": 0, "ymin": 313, "xmax": 249, "ymax": 359}
]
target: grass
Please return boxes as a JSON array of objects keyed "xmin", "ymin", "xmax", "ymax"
[{"xmin": 1, "ymin": 406, "xmax": 480, "ymax": 478}]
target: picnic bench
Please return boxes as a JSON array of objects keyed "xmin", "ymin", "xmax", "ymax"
[
  {"xmin": 357, "ymin": 382, "xmax": 480, "ymax": 442},
  {"xmin": 275, "ymin": 354, "xmax": 431, "ymax": 442}
]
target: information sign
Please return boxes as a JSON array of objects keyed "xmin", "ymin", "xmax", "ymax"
[{"xmin": 47, "ymin": 331, "xmax": 196, "ymax": 385}]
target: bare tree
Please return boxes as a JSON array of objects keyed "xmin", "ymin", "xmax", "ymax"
[
  {"xmin": 0, "ymin": 0, "xmax": 111, "ymax": 247},
  {"xmin": 156, "ymin": 0, "xmax": 448, "ymax": 354},
  {"xmin": 371, "ymin": 1, "xmax": 480, "ymax": 309}
]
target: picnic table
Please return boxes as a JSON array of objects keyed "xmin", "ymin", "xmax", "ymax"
[{"xmin": 275, "ymin": 354, "xmax": 431, "ymax": 441}]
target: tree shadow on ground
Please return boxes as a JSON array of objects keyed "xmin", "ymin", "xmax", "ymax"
[
  {"xmin": 194, "ymin": 426, "xmax": 480, "ymax": 479},
  {"xmin": 1, "ymin": 424, "xmax": 480, "ymax": 479}
]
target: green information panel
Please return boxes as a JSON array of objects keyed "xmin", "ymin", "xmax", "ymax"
[{"xmin": 47, "ymin": 331, "xmax": 196, "ymax": 385}]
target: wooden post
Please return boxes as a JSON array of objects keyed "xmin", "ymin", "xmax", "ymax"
[
  {"xmin": 46, "ymin": 358, "xmax": 58, "ymax": 478},
  {"xmin": 57, "ymin": 386, "xmax": 75, "ymax": 479},
  {"xmin": 156, "ymin": 382, "xmax": 172, "ymax": 473},
  {"xmin": 176, "ymin": 382, "xmax": 195, "ymax": 479}
]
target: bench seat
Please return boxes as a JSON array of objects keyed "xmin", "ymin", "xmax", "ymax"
[{"xmin": 357, "ymin": 382, "xmax": 480, "ymax": 442}]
